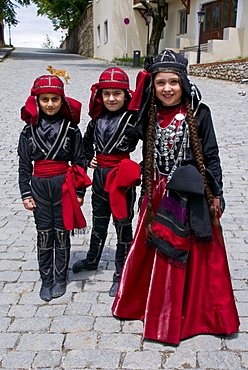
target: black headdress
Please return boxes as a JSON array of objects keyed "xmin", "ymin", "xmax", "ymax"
[{"xmin": 129, "ymin": 49, "xmax": 201, "ymax": 115}]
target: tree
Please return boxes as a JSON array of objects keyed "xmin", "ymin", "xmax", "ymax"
[
  {"xmin": 32, "ymin": 0, "xmax": 90, "ymax": 31},
  {"xmin": 41, "ymin": 33, "xmax": 54, "ymax": 48},
  {"xmin": 140, "ymin": 0, "xmax": 167, "ymax": 56},
  {"xmin": 0, "ymin": 0, "xmax": 30, "ymax": 25}
]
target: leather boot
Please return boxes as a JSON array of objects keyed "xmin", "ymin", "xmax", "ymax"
[
  {"xmin": 53, "ymin": 229, "xmax": 70, "ymax": 298},
  {"xmin": 40, "ymin": 285, "xmax": 53, "ymax": 301},
  {"xmin": 109, "ymin": 281, "xmax": 119, "ymax": 297},
  {"xmin": 52, "ymin": 282, "xmax": 67, "ymax": 298},
  {"xmin": 72, "ymin": 259, "xmax": 98, "ymax": 273},
  {"xmin": 37, "ymin": 229, "xmax": 54, "ymax": 293}
]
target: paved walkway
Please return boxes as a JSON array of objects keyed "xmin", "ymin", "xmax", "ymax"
[{"xmin": 0, "ymin": 47, "xmax": 247, "ymax": 369}]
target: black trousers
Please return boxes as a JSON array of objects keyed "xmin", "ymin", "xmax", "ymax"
[
  {"xmin": 87, "ymin": 167, "xmax": 136, "ymax": 282},
  {"xmin": 31, "ymin": 175, "xmax": 70, "ymax": 287}
]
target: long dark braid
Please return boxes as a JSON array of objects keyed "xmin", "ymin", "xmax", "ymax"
[
  {"xmin": 144, "ymin": 88, "xmax": 156, "ymax": 231},
  {"xmin": 185, "ymin": 98, "xmax": 221, "ymax": 229},
  {"xmin": 144, "ymin": 91, "xmax": 221, "ymax": 232}
]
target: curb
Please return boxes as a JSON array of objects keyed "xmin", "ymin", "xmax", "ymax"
[{"xmin": 0, "ymin": 47, "xmax": 15, "ymax": 62}]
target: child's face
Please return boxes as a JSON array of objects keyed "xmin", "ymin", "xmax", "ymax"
[
  {"xmin": 38, "ymin": 93, "xmax": 63, "ymax": 116},
  {"xmin": 154, "ymin": 72, "xmax": 182, "ymax": 107},
  {"xmin": 102, "ymin": 88, "xmax": 126, "ymax": 112}
]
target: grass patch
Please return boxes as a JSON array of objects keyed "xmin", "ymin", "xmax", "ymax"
[{"xmin": 114, "ymin": 56, "xmax": 145, "ymax": 67}]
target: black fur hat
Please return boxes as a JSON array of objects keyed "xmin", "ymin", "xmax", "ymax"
[
  {"xmin": 144, "ymin": 49, "xmax": 201, "ymax": 110},
  {"xmin": 145, "ymin": 49, "xmax": 188, "ymax": 74}
]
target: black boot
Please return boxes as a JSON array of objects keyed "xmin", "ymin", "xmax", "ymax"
[
  {"xmin": 109, "ymin": 281, "xmax": 119, "ymax": 297},
  {"xmin": 72, "ymin": 216, "xmax": 109, "ymax": 273},
  {"xmin": 37, "ymin": 229, "xmax": 54, "ymax": 301},
  {"xmin": 40, "ymin": 285, "xmax": 53, "ymax": 301},
  {"xmin": 72, "ymin": 259, "xmax": 98, "ymax": 273},
  {"xmin": 53, "ymin": 229, "xmax": 70, "ymax": 298},
  {"xmin": 52, "ymin": 282, "xmax": 67, "ymax": 298}
]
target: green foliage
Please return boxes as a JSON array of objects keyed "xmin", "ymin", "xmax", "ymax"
[
  {"xmin": 0, "ymin": 0, "xmax": 90, "ymax": 30},
  {"xmin": 114, "ymin": 56, "xmax": 145, "ymax": 68},
  {"xmin": 32, "ymin": 0, "xmax": 90, "ymax": 30},
  {"xmin": 41, "ymin": 33, "xmax": 54, "ymax": 48},
  {"xmin": 115, "ymin": 57, "xmax": 133, "ymax": 63},
  {"xmin": 0, "ymin": 0, "xmax": 30, "ymax": 25}
]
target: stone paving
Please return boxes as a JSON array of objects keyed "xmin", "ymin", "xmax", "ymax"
[{"xmin": 0, "ymin": 47, "xmax": 247, "ymax": 369}]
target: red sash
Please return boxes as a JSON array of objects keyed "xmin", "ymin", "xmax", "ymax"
[
  {"xmin": 62, "ymin": 165, "xmax": 92, "ymax": 230},
  {"xmin": 33, "ymin": 160, "xmax": 69, "ymax": 177},
  {"xmin": 33, "ymin": 160, "xmax": 92, "ymax": 231},
  {"xmin": 104, "ymin": 158, "xmax": 141, "ymax": 221},
  {"xmin": 96, "ymin": 153, "xmax": 130, "ymax": 168}
]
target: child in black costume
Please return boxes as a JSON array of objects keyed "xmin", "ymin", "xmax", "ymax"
[
  {"xmin": 18, "ymin": 75, "xmax": 90, "ymax": 302},
  {"xmin": 72, "ymin": 67, "xmax": 141, "ymax": 297},
  {"xmin": 112, "ymin": 50, "xmax": 239, "ymax": 344}
]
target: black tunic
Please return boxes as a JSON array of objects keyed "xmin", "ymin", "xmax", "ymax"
[
  {"xmin": 83, "ymin": 108, "xmax": 141, "ymax": 165},
  {"xmin": 18, "ymin": 112, "xmax": 86, "ymax": 200}
]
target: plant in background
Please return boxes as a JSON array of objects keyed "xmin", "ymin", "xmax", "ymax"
[
  {"xmin": 41, "ymin": 34, "xmax": 54, "ymax": 49},
  {"xmin": 0, "ymin": 0, "xmax": 30, "ymax": 25},
  {"xmin": 32, "ymin": 0, "xmax": 90, "ymax": 31},
  {"xmin": 0, "ymin": 0, "xmax": 91, "ymax": 32}
]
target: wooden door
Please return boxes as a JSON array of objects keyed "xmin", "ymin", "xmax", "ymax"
[{"xmin": 202, "ymin": 0, "xmax": 238, "ymax": 44}]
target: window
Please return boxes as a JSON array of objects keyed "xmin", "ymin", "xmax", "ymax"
[
  {"xmin": 179, "ymin": 9, "xmax": 187, "ymax": 34},
  {"xmin": 213, "ymin": 3, "xmax": 220, "ymax": 29},
  {"xmin": 231, "ymin": 0, "xmax": 238, "ymax": 26},
  {"xmin": 97, "ymin": 25, "xmax": 100, "ymax": 47},
  {"xmin": 104, "ymin": 20, "xmax": 108, "ymax": 43},
  {"xmin": 222, "ymin": 1, "xmax": 229, "ymax": 28},
  {"xmin": 204, "ymin": 5, "xmax": 211, "ymax": 32}
]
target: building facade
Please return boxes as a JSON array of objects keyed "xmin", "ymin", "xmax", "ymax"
[
  {"xmin": 92, "ymin": 0, "xmax": 248, "ymax": 64},
  {"xmin": 93, "ymin": 0, "xmax": 147, "ymax": 61}
]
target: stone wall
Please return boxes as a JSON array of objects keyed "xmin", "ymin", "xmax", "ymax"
[
  {"xmin": 61, "ymin": 4, "xmax": 93, "ymax": 58},
  {"xmin": 189, "ymin": 59, "xmax": 248, "ymax": 83}
]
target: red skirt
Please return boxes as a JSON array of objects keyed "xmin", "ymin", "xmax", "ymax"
[{"xmin": 112, "ymin": 177, "xmax": 240, "ymax": 344}]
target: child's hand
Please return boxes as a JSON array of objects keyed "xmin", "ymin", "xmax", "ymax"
[
  {"xmin": 213, "ymin": 198, "xmax": 222, "ymax": 218},
  {"xmin": 90, "ymin": 157, "xmax": 98, "ymax": 169},
  {"xmin": 77, "ymin": 197, "xmax": 84, "ymax": 206},
  {"xmin": 23, "ymin": 198, "xmax": 36, "ymax": 211}
]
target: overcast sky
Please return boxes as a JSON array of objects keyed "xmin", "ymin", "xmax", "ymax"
[{"xmin": 4, "ymin": 3, "xmax": 63, "ymax": 48}]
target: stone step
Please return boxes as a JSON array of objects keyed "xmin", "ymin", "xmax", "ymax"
[{"xmin": 180, "ymin": 44, "xmax": 208, "ymax": 55}]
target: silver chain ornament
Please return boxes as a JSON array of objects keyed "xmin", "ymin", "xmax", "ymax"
[{"xmin": 154, "ymin": 113, "xmax": 190, "ymax": 182}]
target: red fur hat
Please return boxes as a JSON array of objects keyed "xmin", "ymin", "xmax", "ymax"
[
  {"xmin": 88, "ymin": 67, "xmax": 133, "ymax": 119},
  {"xmin": 21, "ymin": 75, "xmax": 81, "ymax": 126}
]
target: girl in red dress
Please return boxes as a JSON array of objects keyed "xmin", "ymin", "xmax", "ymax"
[{"xmin": 112, "ymin": 50, "xmax": 239, "ymax": 344}]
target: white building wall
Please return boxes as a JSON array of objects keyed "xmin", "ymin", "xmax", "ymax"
[
  {"xmin": 112, "ymin": 0, "xmax": 147, "ymax": 59},
  {"xmin": 93, "ymin": 0, "xmax": 248, "ymax": 63},
  {"xmin": 236, "ymin": 0, "xmax": 248, "ymax": 56},
  {"xmin": 93, "ymin": 0, "xmax": 147, "ymax": 61},
  {"xmin": 93, "ymin": 0, "xmax": 113, "ymax": 60},
  {"xmin": 159, "ymin": 0, "xmax": 197, "ymax": 51}
]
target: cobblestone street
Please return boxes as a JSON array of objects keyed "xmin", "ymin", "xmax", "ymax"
[{"xmin": 0, "ymin": 47, "xmax": 247, "ymax": 369}]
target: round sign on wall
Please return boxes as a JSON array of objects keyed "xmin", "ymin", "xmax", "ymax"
[{"xmin": 124, "ymin": 18, "xmax": 130, "ymax": 25}]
